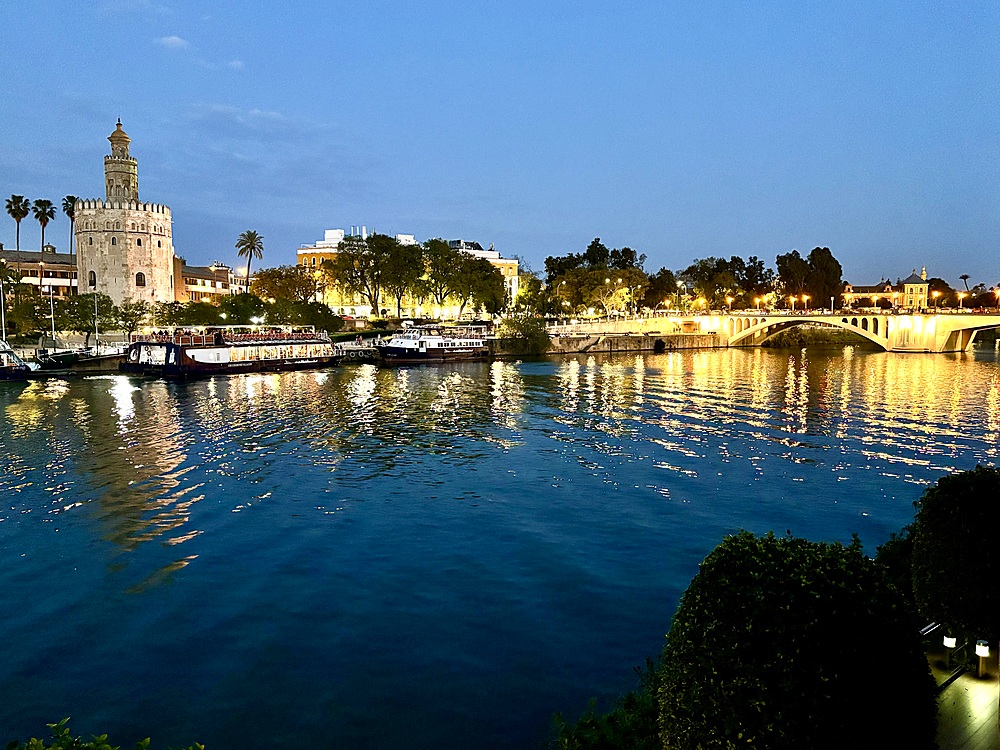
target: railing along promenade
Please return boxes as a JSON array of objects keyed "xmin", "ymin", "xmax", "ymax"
[{"xmin": 546, "ymin": 309, "xmax": 1000, "ymax": 353}]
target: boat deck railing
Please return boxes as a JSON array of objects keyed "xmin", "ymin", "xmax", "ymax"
[{"xmin": 131, "ymin": 330, "xmax": 331, "ymax": 346}]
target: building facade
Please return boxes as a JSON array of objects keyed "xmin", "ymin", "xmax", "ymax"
[
  {"xmin": 75, "ymin": 121, "xmax": 177, "ymax": 305},
  {"xmin": 296, "ymin": 228, "xmax": 519, "ymax": 318},
  {"xmin": 843, "ymin": 267, "xmax": 930, "ymax": 310}
]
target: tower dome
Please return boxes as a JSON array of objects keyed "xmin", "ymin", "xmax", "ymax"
[{"xmin": 104, "ymin": 119, "xmax": 139, "ymax": 202}]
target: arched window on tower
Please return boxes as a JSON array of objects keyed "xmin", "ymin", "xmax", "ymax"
[
  {"xmin": 88, "ymin": 237, "xmax": 93, "ymax": 245},
  {"xmin": 88, "ymin": 271, "xmax": 96, "ymax": 288},
  {"xmin": 135, "ymin": 272, "xmax": 146, "ymax": 287},
  {"xmin": 136, "ymin": 238, "xmax": 142, "ymax": 246},
  {"xmin": 111, "ymin": 237, "xmax": 117, "ymax": 246},
  {"xmin": 157, "ymin": 240, "xmax": 162, "ymax": 247}
]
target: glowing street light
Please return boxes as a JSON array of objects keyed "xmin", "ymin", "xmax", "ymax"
[
  {"xmin": 753, "ymin": 296, "xmax": 760, "ymax": 310},
  {"xmin": 931, "ymin": 290, "xmax": 941, "ymax": 309},
  {"xmin": 789, "ymin": 295, "xmax": 797, "ymax": 311},
  {"xmin": 957, "ymin": 292, "xmax": 967, "ymax": 308},
  {"xmin": 801, "ymin": 294, "xmax": 810, "ymax": 311},
  {"xmin": 725, "ymin": 296, "xmax": 734, "ymax": 311}
]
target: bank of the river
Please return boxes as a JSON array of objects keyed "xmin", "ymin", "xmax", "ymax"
[{"xmin": 2, "ymin": 347, "xmax": 998, "ymax": 749}]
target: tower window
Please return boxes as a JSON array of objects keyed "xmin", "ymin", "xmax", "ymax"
[
  {"xmin": 136, "ymin": 272, "xmax": 146, "ymax": 287},
  {"xmin": 89, "ymin": 237, "xmax": 93, "ymax": 245},
  {"xmin": 136, "ymin": 238, "xmax": 142, "ymax": 246},
  {"xmin": 157, "ymin": 240, "xmax": 162, "ymax": 247},
  {"xmin": 88, "ymin": 271, "xmax": 96, "ymax": 287},
  {"xmin": 111, "ymin": 237, "xmax": 117, "ymax": 246}
]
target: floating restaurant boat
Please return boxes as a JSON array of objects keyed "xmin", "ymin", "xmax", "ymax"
[
  {"xmin": 377, "ymin": 325, "xmax": 490, "ymax": 364},
  {"xmin": 120, "ymin": 325, "xmax": 344, "ymax": 378},
  {"xmin": 0, "ymin": 340, "xmax": 31, "ymax": 381},
  {"xmin": 33, "ymin": 346, "xmax": 127, "ymax": 374}
]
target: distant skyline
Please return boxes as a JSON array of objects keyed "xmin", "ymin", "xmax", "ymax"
[{"xmin": 1, "ymin": 1, "xmax": 997, "ymax": 288}]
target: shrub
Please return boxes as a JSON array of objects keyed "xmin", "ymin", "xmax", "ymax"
[
  {"xmin": 658, "ymin": 531, "xmax": 937, "ymax": 749},
  {"xmin": 5, "ymin": 718, "xmax": 202, "ymax": 750}
]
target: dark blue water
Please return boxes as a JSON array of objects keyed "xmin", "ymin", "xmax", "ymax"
[{"xmin": 2, "ymin": 346, "xmax": 998, "ymax": 748}]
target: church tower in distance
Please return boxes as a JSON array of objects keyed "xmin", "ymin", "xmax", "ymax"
[{"xmin": 75, "ymin": 121, "xmax": 177, "ymax": 306}]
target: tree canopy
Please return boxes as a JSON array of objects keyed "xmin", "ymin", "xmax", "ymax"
[
  {"xmin": 911, "ymin": 465, "xmax": 1000, "ymax": 642},
  {"xmin": 658, "ymin": 531, "xmax": 936, "ymax": 749}
]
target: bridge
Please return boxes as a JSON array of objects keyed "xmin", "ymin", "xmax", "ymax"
[{"xmin": 546, "ymin": 311, "xmax": 1000, "ymax": 353}]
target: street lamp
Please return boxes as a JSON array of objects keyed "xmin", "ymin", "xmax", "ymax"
[
  {"xmin": 789, "ymin": 295, "xmax": 797, "ymax": 311},
  {"xmin": 0, "ymin": 259, "xmax": 7, "ymax": 343},
  {"xmin": 725, "ymin": 296, "xmax": 734, "ymax": 311},
  {"xmin": 801, "ymin": 294, "xmax": 810, "ymax": 312},
  {"xmin": 39, "ymin": 261, "xmax": 56, "ymax": 346},
  {"xmin": 753, "ymin": 296, "xmax": 760, "ymax": 310},
  {"xmin": 932, "ymin": 290, "xmax": 941, "ymax": 309},
  {"xmin": 957, "ymin": 292, "xmax": 967, "ymax": 308}
]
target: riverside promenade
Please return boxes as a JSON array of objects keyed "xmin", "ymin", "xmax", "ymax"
[{"xmin": 935, "ymin": 650, "xmax": 999, "ymax": 750}]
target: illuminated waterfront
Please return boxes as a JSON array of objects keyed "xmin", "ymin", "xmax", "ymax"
[{"xmin": 2, "ymin": 346, "xmax": 999, "ymax": 748}]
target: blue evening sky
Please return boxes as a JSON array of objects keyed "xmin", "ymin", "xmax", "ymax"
[{"xmin": 2, "ymin": 1, "xmax": 997, "ymax": 287}]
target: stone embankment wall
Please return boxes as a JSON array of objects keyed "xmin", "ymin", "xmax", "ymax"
[{"xmin": 545, "ymin": 333, "xmax": 723, "ymax": 355}]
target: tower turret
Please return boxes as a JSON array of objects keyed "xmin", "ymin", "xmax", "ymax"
[{"xmin": 104, "ymin": 119, "xmax": 139, "ymax": 202}]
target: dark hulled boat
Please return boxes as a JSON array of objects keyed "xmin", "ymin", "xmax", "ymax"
[{"xmin": 377, "ymin": 325, "xmax": 490, "ymax": 364}]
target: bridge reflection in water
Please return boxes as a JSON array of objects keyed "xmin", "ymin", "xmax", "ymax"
[{"xmin": 549, "ymin": 311, "xmax": 1000, "ymax": 353}]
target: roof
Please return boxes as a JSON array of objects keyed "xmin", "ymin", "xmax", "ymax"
[
  {"xmin": 901, "ymin": 273, "xmax": 926, "ymax": 285},
  {"xmin": 0, "ymin": 249, "xmax": 77, "ymax": 266}
]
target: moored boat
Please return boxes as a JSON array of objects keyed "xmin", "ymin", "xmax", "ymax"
[
  {"xmin": 377, "ymin": 325, "xmax": 490, "ymax": 364},
  {"xmin": 0, "ymin": 340, "xmax": 31, "ymax": 381},
  {"xmin": 120, "ymin": 325, "xmax": 344, "ymax": 378}
]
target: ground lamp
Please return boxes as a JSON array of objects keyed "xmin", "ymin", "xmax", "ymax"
[{"xmin": 976, "ymin": 640, "xmax": 990, "ymax": 678}]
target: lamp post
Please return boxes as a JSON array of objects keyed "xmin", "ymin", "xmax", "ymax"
[
  {"xmin": 931, "ymin": 290, "xmax": 941, "ymax": 309},
  {"xmin": 725, "ymin": 296, "xmax": 734, "ymax": 311},
  {"xmin": 957, "ymin": 292, "xmax": 967, "ymax": 309},
  {"xmin": 0, "ymin": 259, "xmax": 7, "ymax": 343},
  {"xmin": 40, "ymin": 261, "xmax": 56, "ymax": 346},
  {"xmin": 789, "ymin": 295, "xmax": 797, "ymax": 311},
  {"xmin": 801, "ymin": 294, "xmax": 810, "ymax": 312}
]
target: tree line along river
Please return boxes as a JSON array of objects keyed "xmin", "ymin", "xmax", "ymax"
[{"xmin": 1, "ymin": 343, "xmax": 998, "ymax": 748}]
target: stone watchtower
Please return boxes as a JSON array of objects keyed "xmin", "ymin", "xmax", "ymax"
[{"xmin": 75, "ymin": 121, "xmax": 177, "ymax": 306}]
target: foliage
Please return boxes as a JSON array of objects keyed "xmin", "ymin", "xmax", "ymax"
[
  {"xmin": 234, "ymin": 229, "xmax": 264, "ymax": 288},
  {"xmin": 6, "ymin": 194, "xmax": 31, "ymax": 251},
  {"xmin": 62, "ymin": 195, "xmax": 78, "ymax": 254},
  {"xmin": 658, "ymin": 531, "xmax": 936, "ymax": 750},
  {"xmin": 911, "ymin": 465, "xmax": 1000, "ymax": 641},
  {"xmin": 452, "ymin": 255, "xmax": 507, "ymax": 316},
  {"xmin": 775, "ymin": 249, "xmax": 810, "ymax": 300},
  {"xmin": 642, "ymin": 267, "xmax": 681, "ymax": 309},
  {"xmin": 114, "ymin": 299, "xmax": 151, "ymax": 335},
  {"xmin": 805, "ymin": 247, "xmax": 844, "ymax": 309},
  {"xmin": 422, "ymin": 238, "xmax": 462, "ymax": 307},
  {"xmin": 55, "ymin": 293, "xmax": 114, "ymax": 346},
  {"xmin": 6, "ymin": 717, "xmax": 203, "ymax": 750},
  {"xmin": 219, "ymin": 293, "xmax": 268, "ymax": 325},
  {"xmin": 266, "ymin": 299, "xmax": 345, "ymax": 331},
  {"xmin": 32, "ymin": 199, "xmax": 56, "ymax": 250},
  {"xmin": 678, "ymin": 257, "xmax": 737, "ymax": 308},
  {"xmin": 512, "ymin": 272, "xmax": 545, "ymax": 314},
  {"xmin": 874, "ymin": 525, "xmax": 917, "ymax": 613},
  {"xmin": 549, "ymin": 658, "xmax": 662, "ymax": 750},
  {"xmin": 379, "ymin": 241, "xmax": 425, "ymax": 318},
  {"xmin": 497, "ymin": 315, "xmax": 550, "ymax": 355},
  {"xmin": 250, "ymin": 265, "xmax": 320, "ymax": 304},
  {"xmin": 330, "ymin": 233, "xmax": 396, "ymax": 314}
]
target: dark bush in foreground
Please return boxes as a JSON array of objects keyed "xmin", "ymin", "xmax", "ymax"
[
  {"xmin": 658, "ymin": 531, "xmax": 937, "ymax": 750},
  {"xmin": 6, "ymin": 718, "xmax": 202, "ymax": 750},
  {"xmin": 549, "ymin": 658, "xmax": 662, "ymax": 750}
]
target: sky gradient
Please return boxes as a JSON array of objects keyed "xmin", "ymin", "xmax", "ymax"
[{"xmin": 2, "ymin": 1, "xmax": 997, "ymax": 287}]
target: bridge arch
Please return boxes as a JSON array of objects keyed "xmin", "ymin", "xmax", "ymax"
[{"xmin": 727, "ymin": 314, "xmax": 890, "ymax": 350}]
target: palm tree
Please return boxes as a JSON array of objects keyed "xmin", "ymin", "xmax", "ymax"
[
  {"xmin": 63, "ymin": 195, "xmax": 78, "ymax": 254},
  {"xmin": 32, "ymin": 199, "xmax": 56, "ymax": 253},
  {"xmin": 235, "ymin": 230, "xmax": 264, "ymax": 292},
  {"xmin": 959, "ymin": 274, "xmax": 970, "ymax": 292},
  {"xmin": 5, "ymin": 195, "xmax": 30, "ymax": 251}
]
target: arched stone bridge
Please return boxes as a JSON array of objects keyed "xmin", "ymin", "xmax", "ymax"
[{"xmin": 547, "ymin": 312, "xmax": 1000, "ymax": 353}]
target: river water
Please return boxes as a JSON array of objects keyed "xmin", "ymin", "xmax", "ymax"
[{"xmin": 2, "ymin": 345, "xmax": 999, "ymax": 748}]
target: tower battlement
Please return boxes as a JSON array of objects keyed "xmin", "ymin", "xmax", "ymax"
[{"xmin": 76, "ymin": 198, "xmax": 171, "ymax": 215}]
